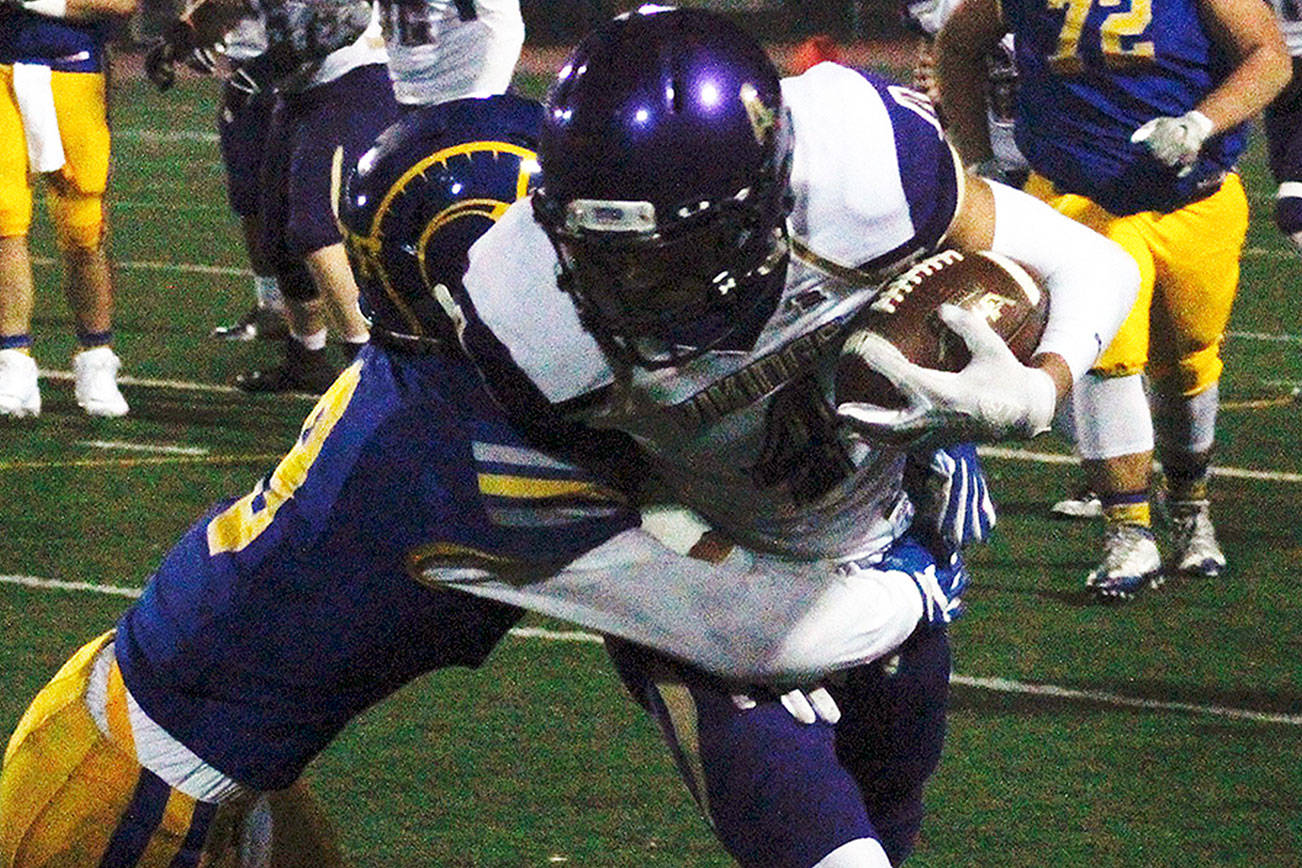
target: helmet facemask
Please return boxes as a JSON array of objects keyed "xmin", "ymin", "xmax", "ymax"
[{"xmin": 536, "ymin": 126, "xmax": 793, "ymax": 369}]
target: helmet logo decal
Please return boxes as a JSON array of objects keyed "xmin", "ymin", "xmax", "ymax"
[{"xmin": 740, "ymin": 83, "xmax": 776, "ymax": 146}]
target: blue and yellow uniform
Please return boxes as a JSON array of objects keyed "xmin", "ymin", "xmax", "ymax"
[
  {"xmin": 1004, "ymin": 0, "xmax": 1248, "ymax": 392},
  {"xmin": 0, "ymin": 346, "xmax": 638, "ymax": 866},
  {"xmin": 0, "ymin": 10, "xmax": 115, "ymax": 247},
  {"xmin": 0, "ymin": 95, "xmax": 641, "ymax": 867}
]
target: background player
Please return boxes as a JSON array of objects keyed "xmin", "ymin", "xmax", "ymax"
[
  {"xmin": 1266, "ymin": 0, "xmax": 1302, "ymax": 268},
  {"xmin": 937, "ymin": 0, "xmax": 1289, "ymax": 600},
  {"xmin": 377, "ymin": 0, "xmax": 524, "ymax": 108},
  {"xmin": 0, "ymin": 0, "xmax": 137, "ymax": 417},
  {"xmin": 146, "ymin": 5, "xmax": 289, "ymax": 343}
]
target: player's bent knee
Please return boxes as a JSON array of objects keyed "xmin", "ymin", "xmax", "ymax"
[
  {"xmin": 811, "ymin": 838, "xmax": 893, "ymax": 867},
  {"xmin": 51, "ymin": 190, "xmax": 106, "ymax": 251},
  {"xmin": 1160, "ymin": 343, "xmax": 1223, "ymax": 397}
]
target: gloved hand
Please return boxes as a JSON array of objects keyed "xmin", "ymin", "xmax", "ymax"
[
  {"xmin": 1131, "ymin": 110, "xmax": 1214, "ymax": 178},
  {"xmin": 905, "ymin": 442, "xmax": 996, "ymax": 549},
  {"xmin": 184, "ymin": 44, "xmax": 221, "ymax": 75},
  {"xmin": 837, "ymin": 304, "xmax": 1057, "ymax": 450},
  {"xmin": 908, "ymin": 548, "xmax": 969, "ymax": 626},
  {"xmin": 731, "ymin": 686, "xmax": 842, "ymax": 725},
  {"xmin": 144, "ymin": 20, "xmax": 198, "ymax": 92}
]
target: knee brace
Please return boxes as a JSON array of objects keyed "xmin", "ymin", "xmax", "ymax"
[{"xmin": 1275, "ymin": 181, "xmax": 1302, "ymax": 253}]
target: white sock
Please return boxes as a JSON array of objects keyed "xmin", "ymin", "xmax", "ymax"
[
  {"xmin": 292, "ymin": 328, "xmax": 328, "ymax": 351},
  {"xmin": 254, "ymin": 275, "xmax": 283, "ymax": 311}
]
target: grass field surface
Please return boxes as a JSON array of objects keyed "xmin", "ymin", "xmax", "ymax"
[{"xmin": 1, "ymin": 50, "xmax": 1300, "ymax": 865}]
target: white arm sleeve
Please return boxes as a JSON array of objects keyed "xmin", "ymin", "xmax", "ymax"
[
  {"xmin": 426, "ymin": 526, "xmax": 924, "ymax": 683},
  {"xmin": 986, "ymin": 180, "xmax": 1140, "ymax": 382}
]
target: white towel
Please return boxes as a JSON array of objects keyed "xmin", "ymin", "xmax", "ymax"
[{"xmin": 11, "ymin": 62, "xmax": 66, "ymax": 173}]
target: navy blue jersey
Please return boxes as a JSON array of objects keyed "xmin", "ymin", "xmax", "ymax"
[
  {"xmin": 1006, "ymin": 0, "xmax": 1248, "ymax": 214},
  {"xmin": 0, "ymin": 9, "xmax": 110, "ymax": 70},
  {"xmin": 115, "ymin": 346, "xmax": 639, "ymax": 790}
]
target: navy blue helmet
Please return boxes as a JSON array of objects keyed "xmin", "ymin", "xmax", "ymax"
[
  {"xmin": 340, "ymin": 93, "xmax": 543, "ymax": 343},
  {"xmin": 532, "ymin": 6, "xmax": 794, "ymax": 368}
]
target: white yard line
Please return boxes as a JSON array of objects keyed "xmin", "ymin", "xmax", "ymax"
[
  {"xmin": 77, "ymin": 440, "xmax": 209, "ymax": 456},
  {"xmin": 2, "ymin": 573, "xmax": 1298, "ymax": 726}
]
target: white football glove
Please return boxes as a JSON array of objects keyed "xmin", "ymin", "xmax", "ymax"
[
  {"xmin": 837, "ymin": 304, "xmax": 1056, "ymax": 450},
  {"xmin": 731, "ymin": 687, "xmax": 842, "ymax": 725},
  {"xmin": 1130, "ymin": 110, "xmax": 1213, "ymax": 178}
]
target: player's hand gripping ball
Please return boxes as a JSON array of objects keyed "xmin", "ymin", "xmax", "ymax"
[{"xmin": 836, "ymin": 249, "xmax": 1049, "ymax": 409}]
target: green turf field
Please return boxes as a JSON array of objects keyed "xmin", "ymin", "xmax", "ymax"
[{"xmin": 1, "ymin": 56, "xmax": 1300, "ymax": 865}]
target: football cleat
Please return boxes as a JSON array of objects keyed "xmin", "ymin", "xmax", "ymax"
[
  {"xmin": 1168, "ymin": 499, "xmax": 1226, "ymax": 578},
  {"xmin": 210, "ymin": 305, "xmax": 288, "ymax": 342},
  {"xmin": 1051, "ymin": 485, "xmax": 1102, "ymax": 519},
  {"xmin": 235, "ymin": 342, "xmax": 338, "ymax": 395},
  {"xmin": 73, "ymin": 346, "xmax": 129, "ymax": 418},
  {"xmin": 1086, "ymin": 523, "xmax": 1162, "ymax": 601},
  {"xmin": 0, "ymin": 348, "xmax": 41, "ymax": 417}
]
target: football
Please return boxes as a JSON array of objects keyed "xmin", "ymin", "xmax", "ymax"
[{"xmin": 836, "ymin": 249, "xmax": 1049, "ymax": 408}]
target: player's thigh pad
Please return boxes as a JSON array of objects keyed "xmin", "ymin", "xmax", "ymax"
[
  {"xmin": 0, "ymin": 66, "xmax": 35, "ymax": 237},
  {"xmin": 46, "ymin": 69, "xmax": 110, "ymax": 249},
  {"xmin": 605, "ymin": 639, "xmax": 878, "ymax": 868},
  {"xmin": 1, "ymin": 632, "xmax": 249, "ymax": 868},
  {"xmin": 1024, "ymin": 173, "xmax": 1156, "ymax": 378},
  {"xmin": 1145, "ymin": 174, "xmax": 1246, "ymax": 394}
]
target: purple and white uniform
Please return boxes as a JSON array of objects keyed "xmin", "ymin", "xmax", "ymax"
[{"xmin": 436, "ymin": 63, "xmax": 964, "ymax": 679}]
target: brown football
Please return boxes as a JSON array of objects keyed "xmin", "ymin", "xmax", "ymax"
[{"xmin": 836, "ymin": 249, "xmax": 1049, "ymax": 409}]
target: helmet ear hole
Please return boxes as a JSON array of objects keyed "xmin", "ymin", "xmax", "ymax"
[
  {"xmin": 535, "ymin": 7, "xmax": 793, "ymax": 367},
  {"xmin": 337, "ymin": 94, "xmax": 544, "ymax": 340}
]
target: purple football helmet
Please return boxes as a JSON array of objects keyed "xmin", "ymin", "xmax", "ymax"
[{"xmin": 532, "ymin": 6, "xmax": 793, "ymax": 368}]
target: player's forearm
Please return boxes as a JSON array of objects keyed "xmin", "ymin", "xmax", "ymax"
[
  {"xmin": 1195, "ymin": 0, "xmax": 1292, "ymax": 133},
  {"xmin": 1195, "ymin": 43, "xmax": 1291, "ymax": 134},
  {"xmin": 934, "ymin": 6, "xmax": 1000, "ymax": 164},
  {"xmin": 984, "ymin": 180, "xmax": 1139, "ymax": 386}
]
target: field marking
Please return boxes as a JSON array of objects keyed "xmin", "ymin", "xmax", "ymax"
[
  {"xmin": 31, "ymin": 256, "xmax": 251, "ymax": 277},
  {"xmin": 2, "ymin": 573, "xmax": 1298, "ymax": 727},
  {"xmin": 12, "ymin": 371, "xmax": 1302, "ymax": 483},
  {"xmin": 0, "ymin": 453, "xmax": 282, "ymax": 471},
  {"xmin": 78, "ymin": 440, "xmax": 209, "ymax": 456},
  {"xmin": 22, "ymin": 256, "xmax": 1302, "ymax": 346},
  {"xmin": 115, "ymin": 128, "xmax": 221, "ymax": 144},
  {"xmin": 977, "ymin": 446, "xmax": 1302, "ymax": 485}
]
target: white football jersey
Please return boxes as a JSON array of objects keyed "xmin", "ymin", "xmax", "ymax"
[
  {"xmin": 376, "ymin": 0, "xmax": 524, "ymax": 104},
  {"xmin": 457, "ymin": 64, "xmax": 963, "ymax": 562}
]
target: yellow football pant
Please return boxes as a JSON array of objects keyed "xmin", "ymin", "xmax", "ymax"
[
  {"xmin": 0, "ymin": 632, "xmax": 250, "ymax": 868},
  {"xmin": 1024, "ymin": 171, "xmax": 1247, "ymax": 396},
  {"xmin": 0, "ymin": 64, "xmax": 110, "ymax": 249}
]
